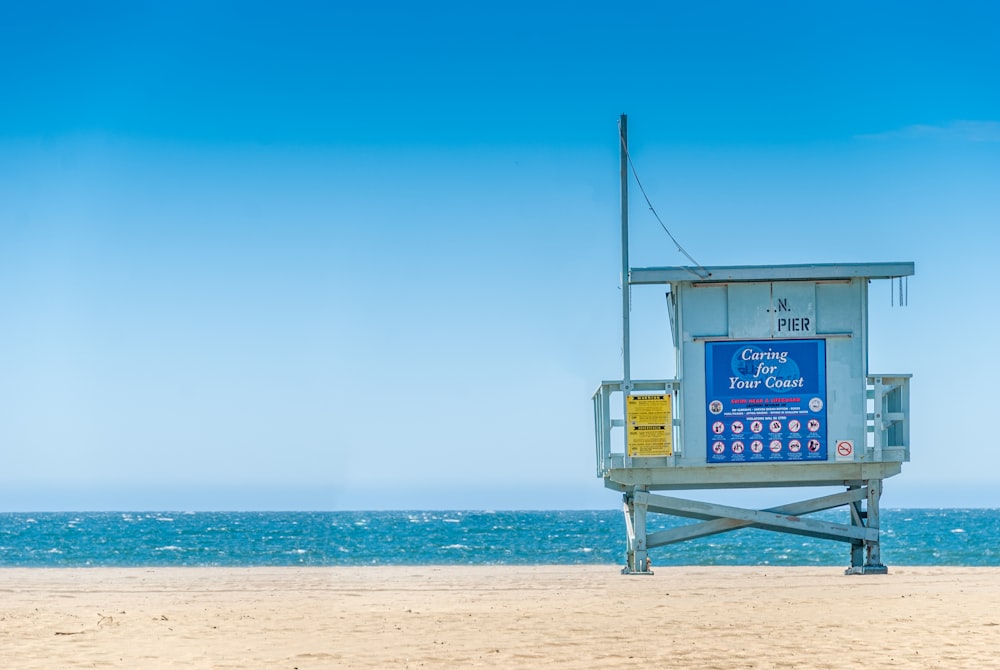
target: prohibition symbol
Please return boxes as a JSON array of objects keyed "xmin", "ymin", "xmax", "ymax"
[{"xmin": 836, "ymin": 440, "xmax": 854, "ymax": 458}]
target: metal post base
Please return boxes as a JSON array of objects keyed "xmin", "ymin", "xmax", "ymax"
[
  {"xmin": 622, "ymin": 552, "xmax": 654, "ymax": 576},
  {"xmin": 845, "ymin": 565, "xmax": 889, "ymax": 575}
]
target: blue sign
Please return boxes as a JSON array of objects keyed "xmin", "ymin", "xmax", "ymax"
[{"xmin": 705, "ymin": 339, "xmax": 827, "ymax": 463}]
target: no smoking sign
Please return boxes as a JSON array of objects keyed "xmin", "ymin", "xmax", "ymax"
[{"xmin": 835, "ymin": 440, "xmax": 854, "ymax": 461}]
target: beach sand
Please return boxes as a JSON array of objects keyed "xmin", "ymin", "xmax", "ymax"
[{"xmin": 2, "ymin": 565, "xmax": 998, "ymax": 668}]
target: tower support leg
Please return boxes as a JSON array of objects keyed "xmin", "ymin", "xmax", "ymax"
[
  {"xmin": 622, "ymin": 492, "xmax": 653, "ymax": 575},
  {"xmin": 845, "ymin": 479, "xmax": 888, "ymax": 575},
  {"xmin": 848, "ymin": 485, "xmax": 865, "ymax": 569}
]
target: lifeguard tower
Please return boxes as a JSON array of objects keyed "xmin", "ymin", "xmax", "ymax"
[{"xmin": 594, "ymin": 117, "xmax": 913, "ymax": 575}]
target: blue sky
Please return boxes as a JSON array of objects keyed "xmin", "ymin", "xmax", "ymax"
[{"xmin": 1, "ymin": 2, "xmax": 998, "ymax": 510}]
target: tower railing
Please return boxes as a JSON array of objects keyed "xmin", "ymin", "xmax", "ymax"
[
  {"xmin": 593, "ymin": 379, "xmax": 678, "ymax": 477},
  {"xmin": 866, "ymin": 374, "xmax": 911, "ymax": 463},
  {"xmin": 594, "ymin": 374, "xmax": 911, "ymax": 477}
]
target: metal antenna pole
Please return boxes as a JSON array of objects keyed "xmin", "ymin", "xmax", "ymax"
[
  {"xmin": 620, "ymin": 114, "xmax": 631, "ymax": 393},
  {"xmin": 619, "ymin": 114, "xmax": 633, "ymax": 465}
]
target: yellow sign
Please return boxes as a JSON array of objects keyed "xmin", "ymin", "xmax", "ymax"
[{"xmin": 627, "ymin": 394, "xmax": 673, "ymax": 457}]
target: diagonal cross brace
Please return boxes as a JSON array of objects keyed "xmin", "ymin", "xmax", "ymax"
[
  {"xmin": 638, "ymin": 489, "xmax": 876, "ymax": 547},
  {"xmin": 646, "ymin": 488, "xmax": 868, "ymax": 548}
]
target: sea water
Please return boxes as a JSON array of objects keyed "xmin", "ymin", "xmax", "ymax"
[{"xmin": 0, "ymin": 509, "xmax": 996, "ymax": 568}]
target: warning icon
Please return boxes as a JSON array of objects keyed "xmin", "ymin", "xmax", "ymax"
[{"xmin": 836, "ymin": 440, "xmax": 854, "ymax": 460}]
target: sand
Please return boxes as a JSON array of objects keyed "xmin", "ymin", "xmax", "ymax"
[{"xmin": 1, "ymin": 565, "xmax": 998, "ymax": 668}]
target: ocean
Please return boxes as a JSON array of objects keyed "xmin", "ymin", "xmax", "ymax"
[{"xmin": 0, "ymin": 509, "xmax": 996, "ymax": 568}]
